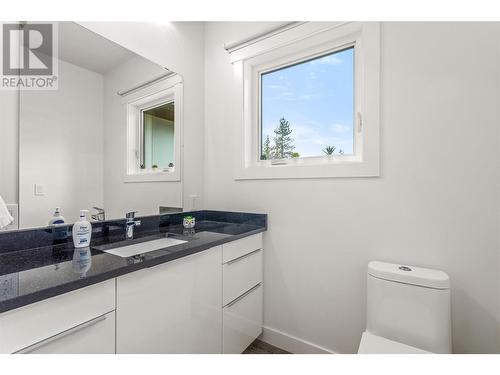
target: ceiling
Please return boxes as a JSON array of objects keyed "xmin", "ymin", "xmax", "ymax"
[
  {"xmin": 144, "ymin": 102, "xmax": 175, "ymax": 122},
  {"xmin": 58, "ymin": 22, "xmax": 138, "ymax": 74}
]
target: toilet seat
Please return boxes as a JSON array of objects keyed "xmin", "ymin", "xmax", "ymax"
[{"xmin": 358, "ymin": 331, "xmax": 430, "ymax": 354}]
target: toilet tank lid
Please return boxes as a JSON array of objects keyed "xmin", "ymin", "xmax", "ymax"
[{"xmin": 368, "ymin": 261, "xmax": 450, "ymax": 289}]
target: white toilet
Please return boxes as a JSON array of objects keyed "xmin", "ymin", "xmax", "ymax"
[{"xmin": 358, "ymin": 261, "xmax": 452, "ymax": 354}]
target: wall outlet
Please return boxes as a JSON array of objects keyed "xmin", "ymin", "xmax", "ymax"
[
  {"xmin": 0, "ymin": 273, "xmax": 19, "ymax": 301},
  {"xmin": 188, "ymin": 194, "xmax": 198, "ymax": 210}
]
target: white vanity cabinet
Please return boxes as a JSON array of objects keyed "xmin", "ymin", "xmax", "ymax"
[
  {"xmin": 116, "ymin": 246, "xmax": 223, "ymax": 353},
  {"xmin": 222, "ymin": 233, "xmax": 263, "ymax": 354},
  {"xmin": 0, "ymin": 232, "xmax": 264, "ymax": 354},
  {"xmin": 0, "ymin": 279, "xmax": 116, "ymax": 354}
]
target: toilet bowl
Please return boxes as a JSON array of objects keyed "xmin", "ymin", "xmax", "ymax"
[{"xmin": 358, "ymin": 261, "xmax": 451, "ymax": 354}]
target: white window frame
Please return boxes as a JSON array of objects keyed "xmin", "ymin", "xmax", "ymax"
[
  {"xmin": 230, "ymin": 22, "xmax": 380, "ymax": 179},
  {"xmin": 123, "ymin": 74, "xmax": 183, "ymax": 183}
]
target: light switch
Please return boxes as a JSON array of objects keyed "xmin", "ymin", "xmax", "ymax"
[{"xmin": 34, "ymin": 184, "xmax": 45, "ymax": 196}]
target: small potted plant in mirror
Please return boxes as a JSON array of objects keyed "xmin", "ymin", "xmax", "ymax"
[{"xmin": 162, "ymin": 162, "xmax": 174, "ymax": 172}]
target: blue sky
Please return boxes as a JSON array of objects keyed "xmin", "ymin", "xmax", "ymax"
[{"xmin": 261, "ymin": 47, "xmax": 354, "ymax": 157}]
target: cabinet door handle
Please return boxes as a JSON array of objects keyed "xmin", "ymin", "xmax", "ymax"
[
  {"xmin": 225, "ymin": 248, "xmax": 261, "ymax": 265},
  {"xmin": 14, "ymin": 313, "xmax": 109, "ymax": 354},
  {"xmin": 225, "ymin": 283, "xmax": 261, "ymax": 308}
]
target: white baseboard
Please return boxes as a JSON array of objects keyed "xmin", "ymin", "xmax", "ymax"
[{"xmin": 259, "ymin": 326, "xmax": 336, "ymax": 354}]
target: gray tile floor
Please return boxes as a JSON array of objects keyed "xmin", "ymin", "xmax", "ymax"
[{"xmin": 243, "ymin": 339, "xmax": 290, "ymax": 354}]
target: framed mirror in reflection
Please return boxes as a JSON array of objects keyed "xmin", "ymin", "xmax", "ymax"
[{"xmin": 8, "ymin": 21, "xmax": 184, "ymax": 229}]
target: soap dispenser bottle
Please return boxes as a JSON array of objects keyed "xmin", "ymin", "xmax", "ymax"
[
  {"xmin": 72, "ymin": 210, "xmax": 92, "ymax": 248},
  {"xmin": 49, "ymin": 207, "xmax": 65, "ymax": 226},
  {"xmin": 49, "ymin": 207, "xmax": 67, "ymax": 241}
]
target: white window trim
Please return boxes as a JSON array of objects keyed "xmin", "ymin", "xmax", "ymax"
[
  {"xmin": 123, "ymin": 74, "xmax": 183, "ymax": 183},
  {"xmin": 230, "ymin": 22, "xmax": 380, "ymax": 180}
]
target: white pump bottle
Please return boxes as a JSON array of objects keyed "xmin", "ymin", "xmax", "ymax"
[{"xmin": 72, "ymin": 210, "xmax": 92, "ymax": 248}]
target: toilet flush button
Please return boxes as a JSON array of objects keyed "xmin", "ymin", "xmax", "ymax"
[{"xmin": 398, "ymin": 266, "xmax": 412, "ymax": 271}]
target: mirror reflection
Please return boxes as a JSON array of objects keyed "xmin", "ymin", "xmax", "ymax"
[
  {"xmin": 142, "ymin": 102, "xmax": 175, "ymax": 170},
  {"xmin": 17, "ymin": 22, "xmax": 183, "ymax": 229}
]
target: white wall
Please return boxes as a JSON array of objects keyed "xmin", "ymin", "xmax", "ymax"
[
  {"xmin": 102, "ymin": 55, "xmax": 182, "ymax": 219},
  {"xmin": 0, "ymin": 89, "xmax": 18, "ymax": 206},
  {"xmin": 80, "ymin": 22, "xmax": 206, "ymax": 211},
  {"xmin": 19, "ymin": 59, "xmax": 104, "ymax": 227},
  {"xmin": 204, "ymin": 22, "xmax": 500, "ymax": 353},
  {"xmin": 0, "ymin": 22, "xmax": 19, "ymax": 215}
]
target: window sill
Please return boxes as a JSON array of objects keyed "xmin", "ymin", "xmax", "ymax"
[
  {"xmin": 234, "ymin": 159, "xmax": 379, "ymax": 180},
  {"xmin": 124, "ymin": 170, "xmax": 180, "ymax": 183}
]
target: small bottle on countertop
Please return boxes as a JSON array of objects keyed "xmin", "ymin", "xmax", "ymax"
[
  {"xmin": 72, "ymin": 210, "xmax": 92, "ymax": 248},
  {"xmin": 49, "ymin": 207, "xmax": 67, "ymax": 241},
  {"xmin": 49, "ymin": 207, "xmax": 65, "ymax": 226}
]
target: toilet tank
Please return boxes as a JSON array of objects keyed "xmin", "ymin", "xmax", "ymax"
[{"xmin": 366, "ymin": 261, "xmax": 451, "ymax": 353}]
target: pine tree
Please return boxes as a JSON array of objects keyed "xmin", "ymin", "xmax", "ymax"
[
  {"xmin": 261, "ymin": 135, "xmax": 274, "ymax": 160},
  {"xmin": 273, "ymin": 118, "xmax": 295, "ymax": 159}
]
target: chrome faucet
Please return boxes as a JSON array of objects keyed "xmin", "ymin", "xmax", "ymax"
[
  {"xmin": 91, "ymin": 207, "xmax": 106, "ymax": 221},
  {"xmin": 125, "ymin": 211, "xmax": 141, "ymax": 239}
]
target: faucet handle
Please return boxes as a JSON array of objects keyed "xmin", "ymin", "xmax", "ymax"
[{"xmin": 126, "ymin": 211, "xmax": 138, "ymax": 219}]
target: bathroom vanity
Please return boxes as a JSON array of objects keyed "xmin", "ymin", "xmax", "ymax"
[
  {"xmin": 0, "ymin": 23, "xmax": 266, "ymax": 354},
  {"xmin": 0, "ymin": 210, "xmax": 266, "ymax": 354}
]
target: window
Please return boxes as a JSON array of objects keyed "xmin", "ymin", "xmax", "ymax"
[
  {"xmin": 260, "ymin": 47, "xmax": 354, "ymax": 161},
  {"xmin": 141, "ymin": 102, "xmax": 175, "ymax": 170},
  {"xmin": 124, "ymin": 74, "xmax": 182, "ymax": 182},
  {"xmin": 229, "ymin": 22, "xmax": 380, "ymax": 179}
]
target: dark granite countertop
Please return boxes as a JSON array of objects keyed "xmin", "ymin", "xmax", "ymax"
[{"xmin": 0, "ymin": 210, "xmax": 266, "ymax": 313}]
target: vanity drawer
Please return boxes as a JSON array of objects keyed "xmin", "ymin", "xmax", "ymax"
[
  {"xmin": 15, "ymin": 311, "xmax": 115, "ymax": 354},
  {"xmin": 223, "ymin": 283, "xmax": 263, "ymax": 354},
  {"xmin": 223, "ymin": 249, "xmax": 262, "ymax": 307},
  {"xmin": 0, "ymin": 279, "xmax": 115, "ymax": 354},
  {"xmin": 222, "ymin": 233, "xmax": 263, "ymax": 264}
]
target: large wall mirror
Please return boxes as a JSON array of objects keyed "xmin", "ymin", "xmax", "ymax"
[{"xmin": 12, "ymin": 22, "xmax": 183, "ymax": 229}]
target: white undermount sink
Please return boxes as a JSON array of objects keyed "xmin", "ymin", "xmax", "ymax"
[{"xmin": 95, "ymin": 237, "xmax": 187, "ymax": 258}]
